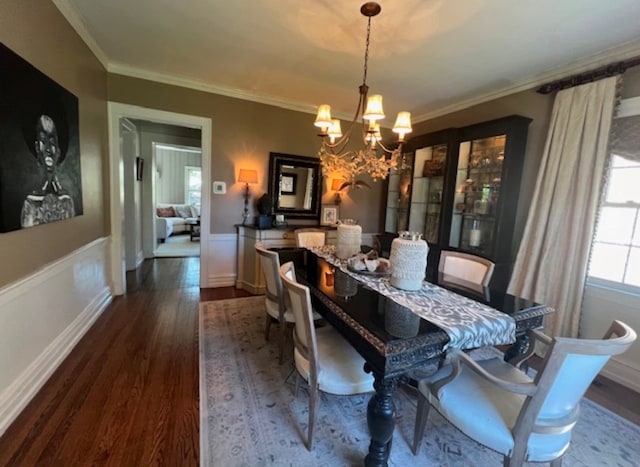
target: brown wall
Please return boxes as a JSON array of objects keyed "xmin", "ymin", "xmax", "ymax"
[
  {"xmin": 0, "ymin": 0, "xmax": 108, "ymax": 287},
  {"xmin": 107, "ymin": 74, "xmax": 383, "ymax": 234}
]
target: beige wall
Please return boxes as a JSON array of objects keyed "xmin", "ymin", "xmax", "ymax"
[
  {"xmin": 107, "ymin": 75, "xmax": 383, "ymax": 234},
  {"xmin": 0, "ymin": 0, "xmax": 108, "ymax": 287}
]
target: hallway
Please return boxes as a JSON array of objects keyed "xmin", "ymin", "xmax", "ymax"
[{"xmin": 0, "ymin": 257, "xmax": 248, "ymax": 466}]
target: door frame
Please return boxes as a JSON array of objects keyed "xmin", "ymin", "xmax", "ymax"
[{"xmin": 108, "ymin": 102, "xmax": 212, "ymax": 294}]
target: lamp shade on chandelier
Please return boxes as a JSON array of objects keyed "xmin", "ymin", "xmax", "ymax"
[{"xmin": 314, "ymin": 2, "xmax": 412, "ymax": 183}]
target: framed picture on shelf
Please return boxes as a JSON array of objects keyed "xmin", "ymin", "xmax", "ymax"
[
  {"xmin": 320, "ymin": 205, "xmax": 339, "ymax": 225},
  {"xmin": 280, "ymin": 174, "xmax": 297, "ymax": 194},
  {"xmin": 422, "ymin": 159, "xmax": 444, "ymax": 177}
]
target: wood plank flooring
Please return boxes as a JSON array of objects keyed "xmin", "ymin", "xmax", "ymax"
[
  {"xmin": 0, "ymin": 257, "xmax": 248, "ymax": 467},
  {"xmin": 0, "ymin": 257, "xmax": 637, "ymax": 466}
]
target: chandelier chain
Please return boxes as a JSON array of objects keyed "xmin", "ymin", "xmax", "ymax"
[{"xmin": 362, "ymin": 16, "xmax": 372, "ymax": 87}]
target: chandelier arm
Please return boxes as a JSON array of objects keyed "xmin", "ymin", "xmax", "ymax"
[
  {"xmin": 323, "ymin": 134, "xmax": 352, "ymax": 154},
  {"xmin": 375, "ymin": 140, "xmax": 404, "ymax": 154}
]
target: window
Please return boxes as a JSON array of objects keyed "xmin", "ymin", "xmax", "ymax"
[
  {"xmin": 185, "ymin": 166, "xmax": 202, "ymax": 208},
  {"xmin": 588, "ymin": 102, "xmax": 640, "ymax": 291}
]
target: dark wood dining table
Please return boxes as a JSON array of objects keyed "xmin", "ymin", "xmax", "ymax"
[{"xmin": 295, "ymin": 251, "xmax": 554, "ymax": 467}]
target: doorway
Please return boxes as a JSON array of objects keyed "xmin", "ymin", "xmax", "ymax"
[{"xmin": 108, "ymin": 103, "xmax": 212, "ymax": 294}]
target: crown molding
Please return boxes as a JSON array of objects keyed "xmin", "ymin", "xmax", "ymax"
[
  {"xmin": 107, "ymin": 62, "xmax": 319, "ymax": 116},
  {"xmin": 412, "ymin": 40, "xmax": 640, "ymax": 124},
  {"xmin": 51, "ymin": 0, "xmax": 109, "ymax": 69}
]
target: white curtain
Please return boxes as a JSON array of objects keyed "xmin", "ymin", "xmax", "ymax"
[{"xmin": 507, "ymin": 76, "xmax": 620, "ymax": 338}]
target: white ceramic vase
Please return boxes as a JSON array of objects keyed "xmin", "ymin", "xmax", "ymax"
[
  {"xmin": 336, "ymin": 220, "xmax": 362, "ymax": 259},
  {"xmin": 389, "ymin": 231, "xmax": 428, "ymax": 291}
]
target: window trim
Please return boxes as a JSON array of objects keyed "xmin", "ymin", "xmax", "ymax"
[{"xmin": 184, "ymin": 165, "xmax": 202, "ymax": 207}]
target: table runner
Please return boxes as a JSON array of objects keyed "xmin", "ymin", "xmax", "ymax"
[{"xmin": 309, "ymin": 246, "xmax": 515, "ymax": 350}]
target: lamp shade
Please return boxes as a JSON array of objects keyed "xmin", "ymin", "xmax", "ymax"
[
  {"xmin": 328, "ymin": 119, "xmax": 343, "ymax": 142},
  {"xmin": 392, "ymin": 111, "xmax": 412, "ymax": 141},
  {"xmin": 314, "ymin": 104, "xmax": 333, "ymax": 129},
  {"xmin": 331, "ymin": 179, "xmax": 344, "ymax": 191},
  {"xmin": 238, "ymin": 169, "xmax": 258, "ymax": 184},
  {"xmin": 363, "ymin": 94, "xmax": 385, "ymax": 121}
]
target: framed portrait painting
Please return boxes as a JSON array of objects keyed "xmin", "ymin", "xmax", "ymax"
[{"xmin": 0, "ymin": 43, "xmax": 83, "ymax": 232}]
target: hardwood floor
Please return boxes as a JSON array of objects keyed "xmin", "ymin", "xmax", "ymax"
[
  {"xmin": 0, "ymin": 257, "xmax": 637, "ymax": 466},
  {"xmin": 0, "ymin": 257, "xmax": 248, "ymax": 467}
]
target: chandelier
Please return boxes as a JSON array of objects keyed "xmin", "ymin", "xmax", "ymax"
[{"xmin": 314, "ymin": 2, "xmax": 412, "ymax": 185}]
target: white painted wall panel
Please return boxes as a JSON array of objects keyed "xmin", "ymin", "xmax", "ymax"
[
  {"xmin": 0, "ymin": 239, "xmax": 112, "ymax": 436},
  {"xmin": 581, "ymin": 284, "xmax": 640, "ymax": 392}
]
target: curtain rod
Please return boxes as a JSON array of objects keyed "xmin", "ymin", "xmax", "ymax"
[{"xmin": 536, "ymin": 57, "xmax": 640, "ymax": 94}]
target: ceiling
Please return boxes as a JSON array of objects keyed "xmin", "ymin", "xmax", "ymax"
[{"xmin": 54, "ymin": 0, "xmax": 640, "ymax": 124}]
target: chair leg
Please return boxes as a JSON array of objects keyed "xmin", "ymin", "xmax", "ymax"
[
  {"xmin": 264, "ymin": 313, "xmax": 272, "ymax": 341},
  {"xmin": 412, "ymin": 392, "xmax": 431, "ymax": 455},
  {"xmin": 278, "ymin": 319, "xmax": 287, "ymax": 364},
  {"xmin": 550, "ymin": 457, "xmax": 563, "ymax": 467},
  {"xmin": 307, "ymin": 383, "xmax": 319, "ymax": 451}
]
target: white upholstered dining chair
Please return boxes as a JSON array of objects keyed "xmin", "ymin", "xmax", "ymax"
[
  {"xmin": 438, "ymin": 250, "xmax": 495, "ymax": 291},
  {"xmin": 294, "ymin": 228, "xmax": 326, "ymax": 248},
  {"xmin": 279, "ymin": 261, "xmax": 374, "ymax": 450},
  {"xmin": 255, "ymin": 243, "xmax": 320, "ymax": 363},
  {"xmin": 412, "ymin": 320, "xmax": 636, "ymax": 466}
]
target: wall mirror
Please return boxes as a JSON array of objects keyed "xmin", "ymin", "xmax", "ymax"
[{"xmin": 268, "ymin": 152, "xmax": 321, "ymax": 220}]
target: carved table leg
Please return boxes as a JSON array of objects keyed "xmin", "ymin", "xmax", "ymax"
[
  {"xmin": 504, "ymin": 332, "xmax": 531, "ymax": 371},
  {"xmin": 364, "ymin": 373, "xmax": 398, "ymax": 467}
]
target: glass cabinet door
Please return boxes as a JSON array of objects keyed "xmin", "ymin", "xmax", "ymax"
[
  {"xmin": 410, "ymin": 144, "xmax": 447, "ymax": 243},
  {"xmin": 384, "ymin": 152, "xmax": 413, "ymax": 233},
  {"xmin": 449, "ymin": 134, "xmax": 506, "ymax": 256}
]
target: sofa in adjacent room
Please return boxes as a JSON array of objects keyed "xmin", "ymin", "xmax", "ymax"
[{"xmin": 156, "ymin": 203, "xmax": 200, "ymax": 241}]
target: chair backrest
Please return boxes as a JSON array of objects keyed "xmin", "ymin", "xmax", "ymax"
[
  {"xmin": 255, "ymin": 242, "xmax": 285, "ymax": 314},
  {"xmin": 295, "ymin": 229, "xmax": 326, "ymax": 248},
  {"xmin": 438, "ymin": 250, "xmax": 495, "ymax": 290},
  {"xmin": 279, "ymin": 261, "xmax": 319, "ymax": 386},
  {"xmin": 513, "ymin": 320, "xmax": 637, "ymax": 454}
]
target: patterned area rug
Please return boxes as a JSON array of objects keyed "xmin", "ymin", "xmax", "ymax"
[{"xmin": 199, "ymin": 297, "xmax": 640, "ymax": 467}]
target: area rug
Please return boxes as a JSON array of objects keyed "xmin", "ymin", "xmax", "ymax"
[
  {"xmin": 155, "ymin": 233, "xmax": 200, "ymax": 257},
  {"xmin": 199, "ymin": 297, "xmax": 640, "ymax": 467}
]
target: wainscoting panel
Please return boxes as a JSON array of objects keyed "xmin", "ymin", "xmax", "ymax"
[
  {"xmin": 204, "ymin": 233, "xmax": 237, "ymax": 288},
  {"xmin": 0, "ymin": 238, "xmax": 112, "ymax": 437},
  {"xmin": 582, "ymin": 284, "xmax": 640, "ymax": 392}
]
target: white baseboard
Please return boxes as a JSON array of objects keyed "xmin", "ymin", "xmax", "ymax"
[
  {"xmin": 601, "ymin": 358, "xmax": 640, "ymax": 393},
  {"xmin": 0, "ymin": 239, "xmax": 112, "ymax": 437},
  {"xmin": 207, "ymin": 274, "xmax": 237, "ymax": 288}
]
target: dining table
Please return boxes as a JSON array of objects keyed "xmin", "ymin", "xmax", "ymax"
[{"xmin": 294, "ymin": 249, "xmax": 554, "ymax": 467}]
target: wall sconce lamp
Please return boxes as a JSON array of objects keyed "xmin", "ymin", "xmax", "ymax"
[
  {"xmin": 331, "ymin": 178, "xmax": 344, "ymax": 205},
  {"xmin": 238, "ymin": 168, "xmax": 258, "ymax": 225}
]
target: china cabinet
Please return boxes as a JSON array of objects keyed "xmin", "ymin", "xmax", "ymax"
[{"xmin": 383, "ymin": 115, "xmax": 532, "ymax": 291}]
